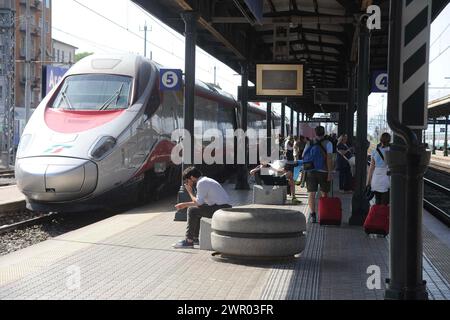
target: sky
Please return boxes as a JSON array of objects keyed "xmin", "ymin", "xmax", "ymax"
[
  {"xmin": 52, "ymin": 0, "xmax": 242, "ymax": 98},
  {"xmin": 52, "ymin": 0, "xmax": 450, "ymax": 122}
]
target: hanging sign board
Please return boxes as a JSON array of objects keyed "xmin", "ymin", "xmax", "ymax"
[
  {"xmin": 160, "ymin": 69, "xmax": 182, "ymax": 91},
  {"xmin": 314, "ymin": 88, "xmax": 348, "ymax": 105},
  {"xmin": 371, "ymin": 70, "xmax": 388, "ymax": 92},
  {"xmin": 256, "ymin": 64, "xmax": 303, "ymax": 96}
]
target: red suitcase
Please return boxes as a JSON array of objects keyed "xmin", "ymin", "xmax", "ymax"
[
  {"xmin": 318, "ymin": 196, "xmax": 342, "ymax": 225},
  {"xmin": 363, "ymin": 205, "xmax": 389, "ymax": 236}
]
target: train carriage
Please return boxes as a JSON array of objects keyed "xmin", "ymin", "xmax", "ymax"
[{"xmin": 15, "ymin": 54, "xmax": 279, "ymax": 212}]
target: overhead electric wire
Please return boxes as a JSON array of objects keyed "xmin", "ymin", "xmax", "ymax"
[
  {"xmin": 129, "ymin": 1, "xmax": 223, "ymax": 63},
  {"xmin": 68, "ymin": 0, "xmax": 238, "ymax": 88},
  {"xmin": 430, "ymin": 23, "xmax": 450, "ymax": 48},
  {"xmin": 430, "ymin": 44, "xmax": 450, "ymax": 64},
  {"xmin": 70, "ymin": 0, "xmax": 184, "ymax": 62},
  {"xmin": 52, "ymin": 26, "xmax": 130, "ymax": 54}
]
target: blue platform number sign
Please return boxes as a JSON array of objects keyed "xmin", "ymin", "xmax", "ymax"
[
  {"xmin": 160, "ymin": 69, "xmax": 182, "ymax": 91},
  {"xmin": 371, "ymin": 71, "xmax": 388, "ymax": 93}
]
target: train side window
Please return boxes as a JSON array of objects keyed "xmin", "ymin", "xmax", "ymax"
[
  {"xmin": 161, "ymin": 92, "xmax": 177, "ymax": 134},
  {"xmin": 136, "ymin": 60, "xmax": 152, "ymax": 101},
  {"xmin": 144, "ymin": 85, "xmax": 160, "ymax": 118},
  {"xmin": 196, "ymin": 96, "xmax": 218, "ymax": 134},
  {"xmin": 218, "ymin": 106, "xmax": 235, "ymax": 135},
  {"xmin": 151, "ymin": 104, "xmax": 162, "ymax": 135}
]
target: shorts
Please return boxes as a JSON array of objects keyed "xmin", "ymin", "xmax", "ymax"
[
  {"xmin": 306, "ymin": 171, "xmax": 330, "ymax": 193},
  {"xmin": 284, "ymin": 164, "xmax": 294, "ymax": 172}
]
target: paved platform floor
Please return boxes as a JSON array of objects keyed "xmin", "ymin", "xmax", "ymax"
[{"xmin": 0, "ymin": 181, "xmax": 449, "ymax": 300}]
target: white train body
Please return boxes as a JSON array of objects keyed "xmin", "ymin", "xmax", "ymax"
[{"xmin": 15, "ymin": 54, "xmax": 279, "ymax": 212}]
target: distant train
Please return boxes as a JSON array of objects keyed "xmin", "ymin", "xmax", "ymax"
[{"xmin": 15, "ymin": 54, "xmax": 280, "ymax": 212}]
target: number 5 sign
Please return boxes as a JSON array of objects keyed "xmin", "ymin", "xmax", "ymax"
[
  {"xmin": 160, "ymin": 69, "xmax": 183, "ymax": 91},
  {"xmin": 371, "ymin": 71, "xmax": 388, "ymax": 92}
]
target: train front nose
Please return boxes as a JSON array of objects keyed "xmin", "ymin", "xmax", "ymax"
[{"xmin": 15, "ymin": 157, "xmax": 98, "ymax": 202}]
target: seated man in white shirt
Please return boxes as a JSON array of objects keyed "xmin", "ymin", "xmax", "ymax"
[
  {"xmin": 173, "ymin": 166, "xmax": 232, "ymax": 248},
  {"xmin": 249, "ymin": 159, "xmax": 301, "ymax": 204}
]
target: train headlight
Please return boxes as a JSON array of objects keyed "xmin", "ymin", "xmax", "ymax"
[
  {"xmin": 89, "ymin": 136, "xmax": 116, "ymax": 161},
  {"xmin": 17, "ymin": 134, "xmax": 32, "ymax": 158}
]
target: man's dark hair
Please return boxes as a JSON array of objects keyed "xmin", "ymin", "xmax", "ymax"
[
  {"xmin": 315, "ymin": 126, "xmax": 325, "ymax": 137},
  {"xmin": 182, "ymin": 166, "xmax": 202, "ymax": 181}
]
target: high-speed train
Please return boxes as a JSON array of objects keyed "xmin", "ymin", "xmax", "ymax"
[{"xmin": 15, "ymin": 54, "xmax": 281, "ymax": 212}]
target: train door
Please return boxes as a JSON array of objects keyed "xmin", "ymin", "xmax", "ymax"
[{"xmin": 127, "ymin": 114, "xmax": 148, "ymax": 169}]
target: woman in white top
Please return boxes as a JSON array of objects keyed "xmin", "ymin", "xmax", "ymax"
[{"xmin": 367, "ymin": 133, "xmax": 391, "ymax": 205}]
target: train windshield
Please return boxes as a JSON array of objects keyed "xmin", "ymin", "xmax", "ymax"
[{"xmin": 51, "ymin": 74, "xmax": 133, "ymax": 110}]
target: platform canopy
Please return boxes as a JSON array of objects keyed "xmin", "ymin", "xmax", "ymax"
[
  {"xmin": 132, "ymin": 0, "xmax": 449, "ymax": 115},
  {"xmin": 428, "ymin": 94, "xmax": 450, "ymax": 119}
]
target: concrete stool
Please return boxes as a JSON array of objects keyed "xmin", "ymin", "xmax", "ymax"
[
  {"xmin": 253, "ymin": 185, "xmax": 287, "ymax": 205},
  {"xmin": 211, "ymin": 205, "xmax": 306, "ymax": 259},
  {"xmin": 199, "ymin": 218, "xmax": 213, "ymax": 251}
]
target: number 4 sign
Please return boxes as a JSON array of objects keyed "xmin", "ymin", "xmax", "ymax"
[
  {"xmin": 371, "ymin": 71, "xmax": 388, "ymax": 92},
  {"xmin": 160, "ymin": 69, "xmax": 183, "ymax": 91}
]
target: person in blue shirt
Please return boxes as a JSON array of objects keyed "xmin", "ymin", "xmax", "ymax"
[
  {"xmin": 303, "ymin": 126, "xmax": 334, "ymax": 223},
  {"xmin": 367, "ymin": 133, "xmax": 391, "ymax": 205}
]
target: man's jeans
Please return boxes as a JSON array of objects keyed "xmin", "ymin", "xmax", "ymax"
[{"xmin": 186, "ymin": 204, "xmax": 232, "ymax": 240}]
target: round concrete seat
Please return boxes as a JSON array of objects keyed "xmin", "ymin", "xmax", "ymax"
[{"xmin": 211, "ymin": 206, "xmax": 306, "ymax": 258}]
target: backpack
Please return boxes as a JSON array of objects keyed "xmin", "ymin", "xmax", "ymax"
[{"xmin": 302, "ymin": 139, "xmax": 327, "ymax": 172}]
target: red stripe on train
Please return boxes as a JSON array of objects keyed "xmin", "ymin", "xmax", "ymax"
[
  {"xmin": 134, "ymin": 139, "xmax": 176, "ymax": 177},
  {"xmin": 45, "ymin": 109, "xmax": 125, "ymax": 133}
]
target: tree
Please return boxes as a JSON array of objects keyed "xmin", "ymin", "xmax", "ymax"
[{"xmin": 75, "ymin": 52, "xmax": 94, "ymax": 62}]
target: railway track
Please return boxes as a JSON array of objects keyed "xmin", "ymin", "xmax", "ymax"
[
  {"xmin": 424, "ymin": 167, "xmax": 450, "ymax": 226},
  {"xmin": 0, "ymin": 169, "xmax": 15, "ymax": 187},
  {"xmin": 0, "ymin": 170, "xmax": 14, "ymax": 179},
  {"xmin": 0, "ymin": 211, "xmax": 58, "ymax": 235}
]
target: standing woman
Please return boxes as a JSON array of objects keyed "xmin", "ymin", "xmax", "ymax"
[
  {"xmin": 367, "ymin": 133, "xmax": 391, "ymax": 205},
  {"xmin": 336, "ymin": 134, "xmax": 353, "ymax": 192}
]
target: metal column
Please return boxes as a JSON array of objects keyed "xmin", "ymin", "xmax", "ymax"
[
  {"xmin": 290, "ymin": 107, "xmax": 294, "ymax": 136},
  {"xmin": 346, "ymin": 65, "xmax": 356, "ymax": 145},
  {"xmin": 349, "ymin": 22, "xmax": 370, "ymax": 226},
  {"xmin": 384, "ymin": 0, "xmax": 431, "ymax": 300},
  {"xmin": 338, "ymin": 105, "xmax": 346, "ymax": 136},
  {"xmin": 174, "ymin": 11, "xmax": 198, "ymax": 221},
  {"xmin": 432, "ymin": 118, "xmax": 436, "ymax": 154},
  {"xmin": 281, "ymin": 103, "xmax": 286, "ymax": 139},
  {"xmin": 296, "ymin": 112, "xmax": 300, "ymax": 137},
  {"xmin": 181, "ymin": 11, "xmax": 197, "ymax": 165},
  {"xmin": 235, "ymin": 62, "xmax": 250, "ymax": 189},
  {"xmin": 40, "ymin": 0, "xmax": 46, "ymax": 100},
  {"xmin": 445, "ymin": 115, "xmax": 449, "ymax": 157},
  {"xmin": 267, "ymin": 102, "xmax": 272, "ymax": 156},
  {"xmin": 24, "ymin": 0, "xmax": 31, "ymax": 124}
]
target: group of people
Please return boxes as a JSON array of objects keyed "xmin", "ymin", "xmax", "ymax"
[
  {"xmin": 172, "ymin": 127, "xmax": 392, "ymax": 248},
  {"xmin": 283, "ymin": 135, "xmax": 308, "ymax": 162}
]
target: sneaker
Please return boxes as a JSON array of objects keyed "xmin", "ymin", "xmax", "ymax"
[
  {"xmin": 291, "ymin": 197, "xmax": 302, "ymax": 204},
  {"xmin": 309, "ymin": 212, "xmax": 317, "ymax": 224},
  {"xmin": 193, "ymin": 238, "xmax": 199, "ymax": 245},
  {"xmin": 172, "ymin": 239, "xmax": 194, "ymax": 248}
]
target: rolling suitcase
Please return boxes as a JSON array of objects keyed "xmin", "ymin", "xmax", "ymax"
[
  {"xmin": 318, "ymin": 180, "xmax": 342, "ymax": 225},
  {"xmin": 363, "ymin": 205, "xmax": 389, "ymax": 236}
]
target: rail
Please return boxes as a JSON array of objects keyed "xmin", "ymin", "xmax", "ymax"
[{"xmin": 0, "ymin": 212, "xmax": 58, "ymax": 235}]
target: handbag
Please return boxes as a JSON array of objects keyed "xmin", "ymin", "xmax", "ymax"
[{"xmin": 365, "ymin": 185, "xmax": 375, "ymax": 201}]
